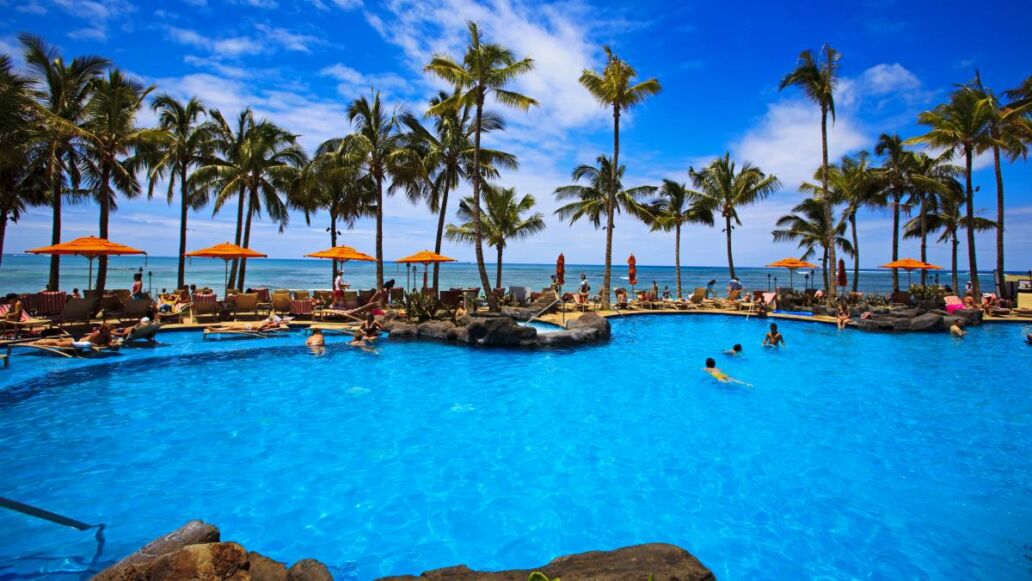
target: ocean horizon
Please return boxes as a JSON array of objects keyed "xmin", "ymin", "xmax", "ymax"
[{"xmin": 0, "ymin": 254, "xmax": 998, "ymax": 296}]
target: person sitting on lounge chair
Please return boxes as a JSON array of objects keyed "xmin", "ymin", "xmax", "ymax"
[
  {"xmin": 35, "ymin": 323, "xmax": 114, "ymax": 349},
  {"xmin": 113, "ymin": 317, "xmax": 161, "ymax": 342},
  {"xmin": 3, "ymin": 293, "xmax": 24, "ymax": 322},
  {"xmin": 614, "ymin": 288, "xmax": 629, "ymax": 309},
  {"xmin": 209, "ymin": 314, "xmax": 285, "ymax": 334}
]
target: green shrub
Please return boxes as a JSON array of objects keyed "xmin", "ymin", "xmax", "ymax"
[{"xmin": 402, "ymin": 291, "xmax": 448, "ymax": 323}]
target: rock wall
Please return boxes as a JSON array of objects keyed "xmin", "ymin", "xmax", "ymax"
[
  {"xmin": 92, "ymin": 521, "xmax": 332, "ymax": 581},
  {"xmin": 384, "ymin": 314, "xmax": 611, "ymax": 349},
  {"xmin": 378, "ymin": 543, "xmax": 714, "ymax": 581},
  {"xmin": 851, "ymin": 307, "xmax": 982, "ymax": 332}
]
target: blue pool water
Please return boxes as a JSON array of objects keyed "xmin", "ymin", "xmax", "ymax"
[{"xmin": 1, "ymin": 316, "xmax": 1030, "ymax": 579}]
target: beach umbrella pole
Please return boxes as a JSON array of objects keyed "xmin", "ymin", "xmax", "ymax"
[
  {"xmin": 224, "ymin": 259, "xmax": 229, "ymax": 297},
  {"xmin": 87, "ymin": 258, "xmax": 94, "ymax": 291}
]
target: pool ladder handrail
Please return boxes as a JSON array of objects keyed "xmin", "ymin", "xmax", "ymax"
[
  {"xmin": 526, "ymin": 299, "xmax": 561, "ymax": 325},
  {"xmin": 0, "ymin": 496, "xmax": 106, "ymax": 566}
]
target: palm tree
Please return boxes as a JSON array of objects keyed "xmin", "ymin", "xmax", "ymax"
[
  {"xmin": 0, "ymin": 55, "xmax": 47, "ymax": 268},
  {"xmin": 146, "ymin": 95, "xmax": 210, "ymax": 289},
  {"xmin": 907, "ymin": 151, "xmax": 960, "ymax": 284},
  {"xmin": 644, "ymin": 179, "xmax": 714, "ymax": 298},
  {"xmin": 689, "ymin": 153, "xmax": 780, "ymax": 279},
  {"xmin": 447, "ymin": 185, "xmax": 545, "ymax": 288},
  {"xmin": 402, "ymin": 92, "xmax": 517, "ymax": 292},
  {"xmin": 205, "ymin": 108, "xmax": 254, "ymax": 289},
  {"xmin": 773, "ymin": 197, "xmax": 853, "ymax": 289},
  {"xmin": 970, "ymin": 73, "xmax": 1032, "ymax": 297},
  {"xmin": 554, "ymin": 156, "xmax": 655, "ymax": 269},
  {"xmin": 195, "ymin": 120, "xmax": 306, "ymax": 289},
  {"xmin": 578, "ymin": 46, "xmax": 661, "ymax": 307},
  {"xmin": 20, "ymin": 34, "xmax": 108, "ymax": 290},
  {"xmin": 904, "ymin": 178, "xmax": 994, "ymax": 292},
  {"xmin": 779, "ymin": 44, "xmax": 841, "ymax": 299},
  {"xmin": 802, "ymin": 152, "xmax": 881, "ymax": 292},
  {"xmin": 78, "ymin": 69, "xmax": 154, "ymax": 292},
  {"xmin": 874, "ymin": 133, "xmax": 914, "ymax": 292},
  {"xmin": 424, "ymin": 21, "xmax": 537, "ymax": 310},
  {"xmin": 907, "ymin": 87, "xmax": 993, "ymax": 297},
  {"xmin": 291, "ymin": 137, "xmax": 377, "ymax": 283},
  {"xmin": 346, "ymin": 91, "xmax": 413, "ymax": 289}
]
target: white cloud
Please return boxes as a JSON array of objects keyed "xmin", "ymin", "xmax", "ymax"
[
  {"xmin": 731, "ymin": 99, "xmax": 870, "ymax": 188},
  {"xmin": 164, "ymin": 24, "xmax": 323, "ymax": 57},
  {"xmin": 859, "ymin": 63, "xmax": 921, "ymax": 95},
  {"xmin": 48, "ymin": 0, "xmax": 135, "ymax": 43},
  {"xmin": 320, "ymin": 63, "xmax": 410, "ymax": 99}
]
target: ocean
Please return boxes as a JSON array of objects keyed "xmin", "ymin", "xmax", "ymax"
[{"xmin": 0, "ymin": 254, "xmax": 989, "ymax": 297}]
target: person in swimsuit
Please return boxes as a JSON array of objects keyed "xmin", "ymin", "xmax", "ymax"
[
  {"xmin": 950, "ymin": 320, "xmax": 965, "ymax": 337},
  {"xmin": 131, "ymin": 272, "xmax": 145, "ymax": 299},
  {"xmin": 763, "ymin": 323, "xmax": 785, "ymax": 347},
  {"xmin": 705, "ymin": 357, "xmax": 750, "ymax": 385},
  {"xmin": 724, "ymin": 344, "xmax": 743, "ymax": 356},
  {"xmin": 836, "ymin": 303, "xmax": 852, "ymax": 330},
  {"xmin": 349, "ymin": 330, "xmax": 369, "ymax": 347},
  {"xmin": 359, "ymin": 313, "xmax": 382, "ymax": 339},
  {"xmin": 3, "ymin": 293, "xmax": 24, "ymax": 322}
]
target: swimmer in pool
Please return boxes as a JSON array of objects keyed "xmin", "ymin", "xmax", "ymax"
[
  {"xmin": 704, "ymin": 357, "xmax": 750, "ymax": 386},
  {"xmin": 724, "ymin": 343, "xmax": 743, "ymax": 356}
]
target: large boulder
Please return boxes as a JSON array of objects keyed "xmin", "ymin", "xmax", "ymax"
[
  {"xmin": 416, "ymin": 320, "xmax": 457, "ymax": 340},
  {"xmin": 94, "ymin": 520, "xmax": 220, "ymax": 579},
  {"xmin": 287, "ymin": 559, "xmax": 333, "ymax": 581},
  {"xmin": 464, "ymin": 316, "xmax": 537, "ymax": 346},
  {"xmin": 249, "ymin": 552, "xmax": 289, "ymax": 581},
  {"xmin": 909, "ymin": 312, "xmax": 944, "ymax": 331},
  {"xmin": 115, "ymin": 542, "xmax": 250, "ymax": 581},
  {"xmin": 377, "ymin": 543, "xmax": 714, "ymax": 581},
  {"xmin": 566, "ymin": 313, "xmax": 611, "ymax": 341},
  {"xmin": 954, "ymin": 308, "xmax": 983, "ymax": 326},
  {"xmin": 385, "ymin": 321, "xmax": 417, "ymax": 338}
]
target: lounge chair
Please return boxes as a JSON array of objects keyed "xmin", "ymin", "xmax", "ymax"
[
  {"xmin": 707, "ymin": 288, "xmax": 741, "ymax": 309},
  {"xmin": 230, "ymin": 293, "xmax": 260, "ymax": 320},
  {"xmin": 571, "ymin": 293, "xmax": 594, "ymax": 312},
  {"xmin": 439, "ymin": 290, "xmax": 463, "ymax": 309},
  {"xmin": 510, "ymin": 286, "xmax": 532, "ymax": 306},
  {"xmin": 613, "ymin": 288, "xmax": 629, "ymax": 310},
  {"xmin": 0, "ymin": 305, "xmax": 51, "ymax": 338},
  {"xmin": 49, "ymin": 298, "xmax": 98, "ymax": 329},
  {"xmin": 981, "ymin": 293, "xmax": 1010, "ymax": 317},
  {"xmin": 315, "ymin": 302, "xmax": 377, "ymax": 322},
  {"xmin": 271, "ymin": 291, "xmax": 292, "ymax": 315},
  {"xmin": 203, "ymin": 322, "xmax": 289, "ymax": 339},
  {"xmin": 98, "ymin": 295, "xmax": 125, "ymax": 320},
  {"xmin": 119, "ymin": 298, "xmax": 152, "ymax": 324},
  {"xmin": 121, "ymin": 322, "xmax": 162, "ymax": 343},
  {"xmin": 293, "ymin": 290, "xmax": 310, "ymax": 300},
  {"xmin": 944, "ymin": 295, "xmax": 964, "ymax": 315},
  {"xmin": 889, "ymin": 290, "xmax": 911, "ymax": 305},
  {"xmin": 191, "ymin": 299, "xmax": 219, "ymax": 323},
  {"xmin": 313, "ymin": 290, "xmax": 334, "ymax": 308}
]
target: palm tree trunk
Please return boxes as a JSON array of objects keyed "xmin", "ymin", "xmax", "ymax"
[
  {"xmin": 951, "ymin": 233, "xmax": 959, "ymax": 292},
  {"xmin": 227, "ymin": 185, "xmax": 245, "ymax": 289},
  {"xmin": 891, "ymin": 190, "xmax": 900, "ymax": 291},
  {"xmin": 724, "ymin": 214, "xmax": 735, "ymax": 279},
  {"xmin": 238, "ymin": 191, "xmax": 255, "ymax": 291},
  {"xmin": 95, "ymin": 169, "xmax": 111, "ymax": 293},
  {"xmin": 850, "ymin": 214, "xmax": 859, "ymax": 293},
  {"xmin": 472, "ymin": 91, "xmax": 496, "ymax": 309},
  {"xmin": 329, "ymin": 211, "xmax": 338, "ymax": 285},
  {"xmin": 823, "ymin": 248, "xmax": 829, "ymax": 292},
  {"xmin": 0, "ymin": 211, "xmax": 7, "ymax": 270},
  {"xmin": 674, "ymin": 223, "xmax": 682, "ymax": 298},
  {"xmin": 992, "ymin": 144, "xmax": 1004, "ymax": 297},
  {"xmin": 602, "ymin": 106, "xmax": 620, "ymax": 309},
  {"xmin": 432, "ymin": 183, "xmax": 450, "ymax": 293},
  {"xmin": 919, "ymin": 197, "xmax": 928, "ymax": 286},
  {"xmin": 177, "ymin": 168, "xmax": 189, "ymax": 290},
  {"xmin": 374, "ymin": 172, "xmax": 384, "ymax": 289},
  {"xmin": 495, "ymin": 245, "xmax": 503, "ymax": 290},
  {"xmin": 963, "ymin": 146, "xmax": 980, "ymax": 297},
  {"xmin": 821, "ymin": 106, "xmax": 836, "ymax": 301},
  {"xmin": 48, "ymin": 151, "xmax": 61, "ymax": 291}
]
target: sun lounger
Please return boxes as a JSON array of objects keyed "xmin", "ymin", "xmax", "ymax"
[
  {"xmin": 0, "ymin": 305, "xmax": 51, "ymax": 338},
  {"xmin": 49, "ymin": 298, "xmax": 99, "ymax": 329},
  {"xmin": 271, "ymin": 291, "xmax": 291, "ymax": 315},
  {"xmin": 202, "ymin": 323, "xmax": 289, "ymax": 339},
  {"xmin": 944, "ymin": 295, "xmax": 964, "ymax": 315},
  {"xmin": 191, "ymin": 299, "xmax": 219, "ymax": 323},
  {"xmin": 122, "ymin": 322, "xmax": 162, "ymax": 343},
  {"xmin": 230, "ymin": 293, "xmax": 260, "ymax": 320},
  {"xmin": 315, "ymin": 302, "xmax": 377, "ymax": 322},
  {"xmin": 118, "ymin": 298, "xmax": 152, "ymax": 324}
]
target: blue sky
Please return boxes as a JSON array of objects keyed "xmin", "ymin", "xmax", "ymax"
[{"xmin": 2, "ymin": 0, "xmax": 1031, "ymax": 269}]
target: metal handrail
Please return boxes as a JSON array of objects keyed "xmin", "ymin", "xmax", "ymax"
[{"xmin": 1, "ymin": 496, "xmax": 106, "ymax": 566}]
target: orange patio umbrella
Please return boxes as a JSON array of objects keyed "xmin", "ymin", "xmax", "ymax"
[
  {"xmin": 767, "ymin": 257, "xmax": 818, "ymax": 290},
  {"xmin": 627, "ymin": 254, "xmax": 638, "ymax": 294},
  {"xmin": 186, "ymin": 242, "xmax": 267, "ymax": 295},
  {"xmin": 396, "ymin": 250, "xmax": 456, "ymax": 290},
  {"xmin": 881, "ymin": 258, "xmax": 941, "ymax": 287},
  {"xmin": 555, "ymin": 253, "xmax": 565, "ymax": 287},
  {"xmin": 306, "ymin": 245, "xmax": 376, "ymax": 287},
  {"xmin": 27, "ymin": 236, "xmax": 146, "ymax": 290}
]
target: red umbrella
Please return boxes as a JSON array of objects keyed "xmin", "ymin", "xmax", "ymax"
[
  {"xmin": 837, "ymin": 258, "xmax": 848, "ymax": 288},
  {"xmin": 556, "ymin": 253, "xmax": 565, "ymax": 286},
  {"xmin": 628, "ymin": 254, "xmax": 638, "ymax": 286}
]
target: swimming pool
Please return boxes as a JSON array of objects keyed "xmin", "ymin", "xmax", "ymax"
[{"xmin": 1, "ymin": 316, "xmax": 1030, "ymax": 579}]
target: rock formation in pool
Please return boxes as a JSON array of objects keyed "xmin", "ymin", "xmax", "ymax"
[
  {"xmin": 92, "ymin": 521, "xmax": 715, "ymax": 581},
  {"xmin": 383, "ymin": 313, "xmax": 611, "ymax": 348}
]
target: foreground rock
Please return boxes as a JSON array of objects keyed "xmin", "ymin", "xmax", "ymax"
[
  {"xmin": 377, "ymin": 543, "xmax": 714, "ymax": 581},
  {"xmin": 385, "ymin": 314, "xmax": 610, "ymax": 349},
  {"xmin": 851, "ymin": 307, "xmax": 982, "ymax": 332},
  {"xmin": 92, "ymin": 521, "xmax": 331, "ymax": 581}
]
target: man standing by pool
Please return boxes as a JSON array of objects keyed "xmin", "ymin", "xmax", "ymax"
[
  {"xmin": 763, "ymin": 323, "xmax": 785, "ymax": 347},
  {"xmin": 578, "ymin": 274, "xmax": 590, "ymax": 301}
]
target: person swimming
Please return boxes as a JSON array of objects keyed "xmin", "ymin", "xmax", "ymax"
[
  {"xmin": 306, "ymin": 328, "xmax": 325, "ymax": 347},
  {"xmin": 950, "ymin": 320, "xmax": 966, "ymax": 337},
  {"xmin": 724, "ymin": 344, "xmax": 743, "ymax": 355},
  {"xmin": 704, "ymin": 357, "xmax": 750, "ymax": 386},
  {"xmin": 763, "ymin": 323, "xmax": 785, "ymax": 347},
  {"xmin": 359, "ymin": 313, "xmax": 382, "ymax": 340}
]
